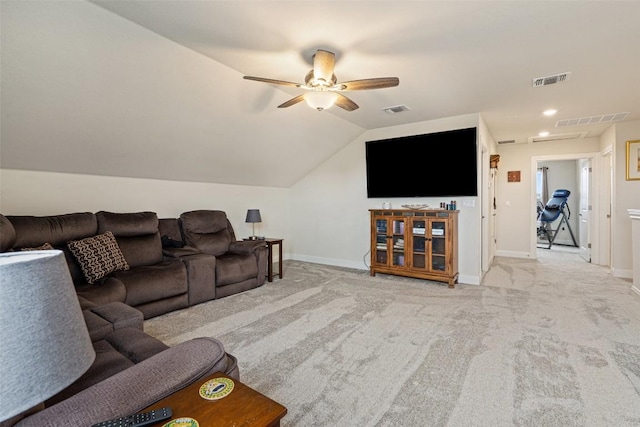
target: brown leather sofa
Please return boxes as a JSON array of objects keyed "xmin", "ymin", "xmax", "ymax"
[
  {"xmin": 0, "ymin": 213, "xmax": 242, "ymax": 426},
  {"xmin": 1, "ymin": 210, "xmax": 268, "ymax": 319}
]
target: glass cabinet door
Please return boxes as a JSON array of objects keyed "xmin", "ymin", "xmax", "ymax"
[
  {"xmin": 391, "ymin": 219, "xmax": 405, "ymax": 267},
  {"xmin": 374, "ymin": 219, "xmax": 388, "ymax": 265},
  {"xmin": 430, "ymin": 220, "xmax": 447, "ymax": 271},
  {"xmin": 411, "ymin": 219, "xmax": 426, "ymax": 269}
]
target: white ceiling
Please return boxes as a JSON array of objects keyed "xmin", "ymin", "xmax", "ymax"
[
  {"xmin": 91, "ymin": 0, "xmax": 640, "ymax": 144},
  {"xmin": 2, "ymin": 1, "xmax": 639, "ymax": 188}
]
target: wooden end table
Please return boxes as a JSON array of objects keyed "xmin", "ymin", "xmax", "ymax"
[
  {"xmin": 264, "ymin": 238, "xmax": 283, "ymax": 282},
  {"xmin": 142, "ymin": 372, "xmax": 287, "ymax": 426}
]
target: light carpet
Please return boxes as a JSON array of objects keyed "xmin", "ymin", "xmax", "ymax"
[{"xmin": 144, "ymin": 253, "xmax": 640, "ymax": 426}]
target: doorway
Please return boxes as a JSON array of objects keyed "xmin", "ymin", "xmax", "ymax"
[{"xmin": 531, "ymin": 152, "xmax": 607, "ymax": 265}]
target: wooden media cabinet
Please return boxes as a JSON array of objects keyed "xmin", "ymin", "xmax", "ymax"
[{"xmin": 369, "ymin": 209, "xmax": 459, "ymax": 288}]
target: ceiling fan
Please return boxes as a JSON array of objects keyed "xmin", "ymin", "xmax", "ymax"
[{"xmin": 243, "ymin": 49, "xmax": 399, "ymax": 112}]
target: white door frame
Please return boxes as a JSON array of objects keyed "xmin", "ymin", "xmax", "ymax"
[
  {"xmin": 481, "ymin": 143, "xmax": 490, "ymax": 274},
  {"xmin": 578, "ymin": 158, "xmax": 592, "ymax": 262},
  {"xmin": 599, "ymin": 147, "xmax": 613, "ymax": 267},
  {"xmin": 530, "ymin": 152, "xmax": 602, "ymax": 263}
]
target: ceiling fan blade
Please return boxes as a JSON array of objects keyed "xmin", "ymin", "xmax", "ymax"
[
  {"xmin": 243, "ymin": 76, "xmax": 301, "ymax": 87},
  {"xmin": 334, "ymin": 93, "xmax": 359, "ymax": 111},
  {"xmin": 277, "ymin": 94, "xmax": 306, "ymax": 108},
  {"xmin": 338, "ymin": 77, "xmax": 400, "ymax": 91},
  {"xmin": 313, "ymin": 49, "xmax": 336, "ymax": 84}
]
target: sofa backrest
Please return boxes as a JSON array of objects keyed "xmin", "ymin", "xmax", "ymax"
[
  {"xmin": 179, "ymin": 210, "xmax": 233, "ymax": 256},
  {"xmin": 4, "ymin": 212, "xmax": 98, "ymax": 284},
  {"xmin": 96, "ymin": 211, "xmax": 163, "ymax": 268},
  {"xmin": 158, "ymin": 218, "xmax": 182, "ymax": 242}
]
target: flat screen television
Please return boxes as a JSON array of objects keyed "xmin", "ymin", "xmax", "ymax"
[{"xmin": 365, "ymin": 127, "xmax": 477, "ymax": 198}]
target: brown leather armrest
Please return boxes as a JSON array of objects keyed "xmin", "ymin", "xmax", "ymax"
[
  {"xmin": 162, "ymin": 245, "xmax": 203, "ymax": 258},
  {"xmin": 229, "ymin": 240, "xmax": 266, "ymax": 255}
]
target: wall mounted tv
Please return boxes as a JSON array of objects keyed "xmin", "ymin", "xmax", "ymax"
[{"xmin": 365, "ymin": 127, "xmax": 477, "ymax": 198}]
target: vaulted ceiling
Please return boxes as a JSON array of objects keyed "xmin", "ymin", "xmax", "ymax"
[{"xmin": 2, "ymin": 1, "xmax": 639, "ymax": 187}]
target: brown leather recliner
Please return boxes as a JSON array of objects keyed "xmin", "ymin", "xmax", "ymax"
[
  {"xmin": 178, "ymin": 210, "xmax": 268, "ymax": 298},
  {"xmin": 95, "ymin": 211, "xmax": 190, "ymax": 319}
]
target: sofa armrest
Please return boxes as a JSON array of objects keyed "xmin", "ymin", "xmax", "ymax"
[
  {"xmin": 162, "ymin": 245, "xmax": 202, "ymax": 258},
  {"xmin": 16, "ymin": 337, "xmax": 237, "ymax": 427},
  {"xmin": 89, "ymin": 302, "xmax": 144, "ymax": 331},
  {"xmin": 228, "ymin": 239, "xmax": 266, "ymax": 255},
  {"xmin": 180, "ymin": 253, "xmax": 217, "ymax": 305},
  {"xmin": 83, "ymin": 302, "xmax": 143, "ymax": 342}
]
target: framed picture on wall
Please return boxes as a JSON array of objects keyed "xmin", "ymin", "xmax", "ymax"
[{"xmin": 627, "ymin": 140, "xmax": 640, "ymax": 180}]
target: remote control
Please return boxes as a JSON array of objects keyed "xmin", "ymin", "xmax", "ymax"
[{"xmin": 91, "ymin": 407, "xmax": 172, "ymax": 427}]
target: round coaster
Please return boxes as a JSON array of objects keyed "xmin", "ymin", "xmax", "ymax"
[
  {"xmin": 163, "ymin": 417, "xmax": 199, "ymax": 427},
  {"xmin": 199, "ymin": 377, "xmax": 235, "ymax": 400}
]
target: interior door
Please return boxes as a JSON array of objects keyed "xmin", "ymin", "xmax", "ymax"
[{"xmin": 579, "ymin": 159, "xmax": 592, "ymax": 262}]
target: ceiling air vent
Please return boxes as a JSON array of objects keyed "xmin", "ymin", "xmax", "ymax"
[
  {"xmin": 497, "ymin": 139, "xmax": 516, "ymax": 145},
  {"xmin": 382, "ymin": 105, "xmax": 410, "ymax": 114},
  {"xmin": 532, "ymin": 72, "xmax": 571, "ymax": 87},
  {"xmin": 527, "ymin": 131, "xmax": 587, "ymax": 144},
  {"xmin": 556, "ymin": 112, "xmax": 629, "ymax": 127}
]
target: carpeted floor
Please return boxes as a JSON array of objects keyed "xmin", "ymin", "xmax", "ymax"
[{"xmin": 144, "ymin": 252, "xmax": 640, "ymax": 426}]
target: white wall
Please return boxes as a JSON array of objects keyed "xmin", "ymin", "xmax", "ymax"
[
  {"xmin": 0, "ymin": 169, "xmax": 290, "ymax": 252},
  {"xmin": 494, "ymin": 120, "xmax": 640, "ymax": 278},
  {"xmin": 289, "ymin": 113, "xmax": 484, "ymax": 285},
  {"xmin": 612, "ymin": 120, "xmax": 640, "ymax": 278},
  {"xmin": 495, "ymin": 137, "xmax": 601, "ymax": 258},
  {"xmin": 0, "ymin": 0, "xmax": 363, "ymax": 188}
]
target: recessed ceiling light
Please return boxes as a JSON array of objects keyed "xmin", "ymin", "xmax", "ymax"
[
  {"xmin": 539, "ymin": 131, "xmax": 550, "ymax": 137},
  {"xmin": 543, "ymin": 109, "xmax": 557, "ymax": 116}
]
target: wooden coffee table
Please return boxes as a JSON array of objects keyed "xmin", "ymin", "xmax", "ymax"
[{"xmin": 142, "ymin": 372, "xmax": 287, "ymax": 426}]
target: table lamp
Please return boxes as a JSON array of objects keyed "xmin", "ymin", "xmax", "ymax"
[
  {"xmin": 0, "ymin": 250, "xmax": 96, "ymax": 424},
  {"xmin": 245, "ymin": 209, "xmax": 262, "ymax": 240}
]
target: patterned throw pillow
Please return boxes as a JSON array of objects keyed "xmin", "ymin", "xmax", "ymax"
[{"xmin": 67, "ymin": 231, "xmax": 129, "ymax": 284}]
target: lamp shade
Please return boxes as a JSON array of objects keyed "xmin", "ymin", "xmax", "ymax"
[
  {"xmin": 0, "ymin": 250, "xmax": 95, "ymax": 422},
  {"xmin": 245, "ymin": 209, "xmax": 262, "ymax": 223},
  {"xmin": 304, "ymin": 91, "xmax": 338, "ymax": 111}
]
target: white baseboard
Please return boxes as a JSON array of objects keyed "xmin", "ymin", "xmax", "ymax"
[
  {"xmin": 290, "ymin": 254, "xmax": 369, "ymax": 271},
  {"xmin": 494, "ymin": 250, "xmax": 533, "ymax": 259},
  {"xmin": 458, "ymin": 274, "xmax": 480, "ymax": 286},
  {"xmin": 611, "ymin": 268, "xmax": 633, "ymax": 279},
  {"xmin": 291, "ymin": 254, "xmax": 481, "ymax": 286}
]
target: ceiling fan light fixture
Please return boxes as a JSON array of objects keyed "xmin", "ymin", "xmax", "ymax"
[
  {"xmin": 304, "ymin": 91, "xmax": 338, "ymax": 111},
  {"xmin": 244, "ymin": 48, "xmax": 398, "ymax": 112}
]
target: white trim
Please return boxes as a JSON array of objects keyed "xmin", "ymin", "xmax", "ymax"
[
  {"xmin": 291, "ymin": 254, "xmax": 368, "ymax": 271},
  {"xmin": 611, "ymin": 268, "xmax": 633, "ymax": 279},
  {"xmin": 291, "ymin": 254, "xmax": 480, "ymax": 286},
  {"xmin": 632, "ymin": 286, "xmax": 640, "ymax": 297},
  {"xmin": 458, "ymin": 274, "xmax": 480, "ymax": 286},
  {"xmin": 494, "ymin": 250, "xmax": 533, "ymax": 259}
]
